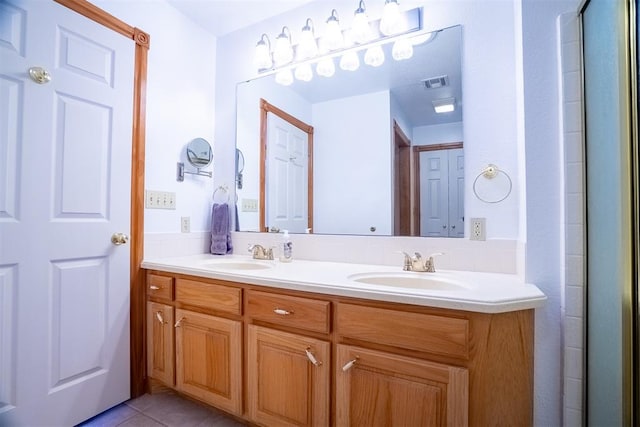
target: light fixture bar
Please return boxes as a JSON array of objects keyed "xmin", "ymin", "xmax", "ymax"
[{"xmin": 254, "ymin": 7, "xmax": 422, "ymax": 78}]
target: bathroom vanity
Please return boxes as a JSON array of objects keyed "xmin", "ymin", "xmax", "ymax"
[{"xmin": 142, "ymin": 254, "xmax": 545, "ymax": 426}]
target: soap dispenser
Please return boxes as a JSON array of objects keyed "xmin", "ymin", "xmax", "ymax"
[{"xmin": 280, "ymin": 230, "xmax": 293, "ymax": 262}]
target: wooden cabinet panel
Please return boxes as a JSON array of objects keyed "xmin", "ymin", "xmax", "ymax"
[
  {"xmin": 247, "ymin": 325, "xmax": 330, "ymax": 426},
  {"xmin": 337, "ymin": 303, "xmax": 469, "ymax": 359},
  {"xmin": 175, "ymin": 309, "xmax": 242, "ymax": 415},
  {"xmin": 175, "ymin": 278, "xmax": 242, "ymax": 315},
  {"xmin": 336, "ymin": 344, "xmax": 468, "ymax": 427},
  {"xmin": 146, "ymin": 301, "xmax": 174, "ymax": 386},
  {"xmin": 246, "ymin": 290, "xmax": 330, "ymax": 334},
  {"xmin": 148, "ymin": 274, "xmax": 173, "ymax": 301}
]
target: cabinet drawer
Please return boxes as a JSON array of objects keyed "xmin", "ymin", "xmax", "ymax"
[
  {"xmin": 175, "ymin": 279, "xmax": 242, "ymax": 315},
  {"xmin": 337, "ymin": 303, "xmax": 469, "ymax": 359},
  {"xmin": 246, "ymin": 290, "xmax": 331, "ymax": 334},
  {"xmin": 148, "ymin": 274, "xmax": 173, "ymax": 301}
]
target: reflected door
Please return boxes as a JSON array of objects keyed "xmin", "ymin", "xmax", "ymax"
[
  {"xmin": 0, "ymin": 0, "xmax": 134, "ymax": 424},
  {"xmin": 417, "ymin": 148, "xmax": 464, "ymax": 238},
  {"xmin": 265, "ymin": 111, "xmax": 309, "ymax": 233}
]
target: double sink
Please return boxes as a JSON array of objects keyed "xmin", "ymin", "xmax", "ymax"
[{"xmin": 200, "ymin": 258, "xmax": 468, "ymax": 291}]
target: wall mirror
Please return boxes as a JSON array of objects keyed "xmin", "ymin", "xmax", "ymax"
[{"xmin": 236, "ymin": 24, "xmax": 463, "ymax": 237}]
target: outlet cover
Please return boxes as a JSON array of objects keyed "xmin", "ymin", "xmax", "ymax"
[
  {"xmin": 181, "ymin": 216, "xmax": 190, "ymax": 233},
  {"xmin": 470, "ymin": 218, "xmax": 486, "ymax": 241}
]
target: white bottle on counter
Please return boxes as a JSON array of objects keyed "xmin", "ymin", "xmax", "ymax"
[{"xmin": 280, "ymin": 230, "xmax": 293, "ymax": 262}]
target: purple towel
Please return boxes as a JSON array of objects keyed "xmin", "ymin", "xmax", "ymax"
[{"xmin": 210, "ymin": 203, "xmax": 233, "ymax": 255}]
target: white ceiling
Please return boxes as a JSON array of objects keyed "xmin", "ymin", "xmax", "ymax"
[{"xmin": 166, "ymin": 0, "xmax": 319, "ymax": 36}]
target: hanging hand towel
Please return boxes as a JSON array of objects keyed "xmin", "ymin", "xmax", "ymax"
[{"xmin": 210, "ymin": 202, "xmax": 233, "ymax": 255}]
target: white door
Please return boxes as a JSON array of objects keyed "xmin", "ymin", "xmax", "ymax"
[
  {"xmin": 266, "ymin": 113, "xmax": 308, "ymax": 233},
  {"xmin": 0, "ymin": 0, "xmax": 134, "ymax": 425},
  {"xmin": 419, "ymin": 149, "xmax": 464, "ymax": 237},
  {"xmin": 420, "ymin": 150, "xmax": 449, "ymax": 237}
]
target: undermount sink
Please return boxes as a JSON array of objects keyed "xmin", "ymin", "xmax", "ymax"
[
  {"xmin": 201, "ymin": 260, "xmax": 273, "ymax": 271},
  {"xmin": 348, "ymin": 272, "xmax": 469, "ymax": 291}
]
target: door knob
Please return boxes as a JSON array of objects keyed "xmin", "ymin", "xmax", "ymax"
[{"xmin": 111, "ymin": 232, "xmax": 129, "ymax": 245}]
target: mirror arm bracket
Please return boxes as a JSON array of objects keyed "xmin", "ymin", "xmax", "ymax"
[{"xmin": 176, "ymin": 162, "xmax": 213, "ymax": 182}]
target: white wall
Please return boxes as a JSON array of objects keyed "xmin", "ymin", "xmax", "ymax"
[
  {"xmin": 215, "ymin": 0, "xmax": 523, "ymax": 240},
  {"xmin": 413, "ymin": 122, "xmax": 463, "ymax": 146},
  {"xmin": 520, "ymin": 0, "xmax": 582, "ymax": 426},
  {"xmin": 312, "ymin": 91, "xmax": 392, "ymax": 235},
  {"xmin": 90, "ymin": 0, "xmax": 217, "ymax": 235}
]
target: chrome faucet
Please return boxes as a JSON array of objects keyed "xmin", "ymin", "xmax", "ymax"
[
  {"xmin": 401, "ymin": 252, "xmax": 443, "ymax": 272},
  {"xmin": 248, "ymin": 244, "xmax": 274, "ymax": 260}
]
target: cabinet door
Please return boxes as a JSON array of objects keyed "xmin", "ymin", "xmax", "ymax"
[
  {"xmin": 336, "ymin": 344, "xmax": 468, "ymax": 427},
  {"xmin": 175, "ymin": 309, "xmax": 242, "ymax": 415},
  {"xmin": 248, "ymin": 325, "xmax": 330, "ymax": 426},
  {"xmin": 147, "ymin": 301, "xmax": 174, "ymax": 386}
]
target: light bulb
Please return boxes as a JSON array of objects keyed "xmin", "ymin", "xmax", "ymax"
[
  {"xmin": 254, "ymin": 34, "xmax": 272, "ymax": 70},
  {"xmin": 380, "ymin": 0, "xmax": 405, "ymax": 36},
  {"xmin": 273, "ymin": 27, "xmax": 293, "ymax": 66},
  {"xmin": 316, "ymin": 58, "xmax": 335, "ymax": 77},
  {"xmin": 275, "ymin": 69, "xmax": 293, "ymax": 86},
  {"xmin": 323, "ymin": 9, "xmax": 343, "ymax": 51},
  {"xmin": 294, "ymin": 63, "xmax": 313, "ymax": 82},
  {"xmin": 297, "ymin": 19, "xmax": 318, "ymax": 61},
  {"xmin": 392, "ymin": 38, "xmax": 413, "ymax": 60},
  {"xmin": 364, "ymin": 45, "xmax": 385, "ymax": 67},
  {"xmin": 340, "ymin": 51, "xmax": 360, "ymax": 71},
  {"xmin": 351, "ymin": 1, "xmax": 371, "ymax": 44}
]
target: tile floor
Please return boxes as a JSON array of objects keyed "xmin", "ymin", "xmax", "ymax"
[{"xmin": 78, "ymin": 389, "xmax": 247, "ymax": 427}]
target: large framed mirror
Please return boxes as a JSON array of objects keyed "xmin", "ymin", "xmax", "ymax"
[{"xmin": 236, "ymin": 24, "xmax": 463, "ymax": 237}]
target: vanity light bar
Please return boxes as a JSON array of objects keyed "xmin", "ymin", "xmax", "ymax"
[{"xmin": 253, "ymin": 7, "xmax": 422, "ymax": 78}]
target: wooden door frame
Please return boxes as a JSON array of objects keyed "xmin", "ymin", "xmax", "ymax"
[
  {"xmin": 412, "ymin": 142, "xmax": 464, "ymax": 237},
  {"xmin": 54, "ymin": 0, "xmax": 148, "ymax": 397},
  {"xmin": 259, "ymin": 98, "xmax": 314, "ymax": 233},
  {"xmin": 393, "ymin": 121, "xmax": 413, "ymax": 236}
]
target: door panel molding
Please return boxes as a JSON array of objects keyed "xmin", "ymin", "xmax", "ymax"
[{"xmin": 53, "ymin": 0, "xmax": 148, "ymax": 398}]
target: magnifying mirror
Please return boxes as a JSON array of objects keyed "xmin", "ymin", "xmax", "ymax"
[
  {"xmin": 177, "ymin": 138, "xmax": 213, "ymax": 181},
  {"xmin": 187, "ymin": 137, "xmax": 213, "ymax": 167},
  {"xmin": 236, "ymin": 148, "xmax": 245, "ymax": 189}
]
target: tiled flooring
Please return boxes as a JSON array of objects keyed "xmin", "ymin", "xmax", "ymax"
[{"xmin": 78, "ymin": 389, "xmax": 247, "ymax": 427}]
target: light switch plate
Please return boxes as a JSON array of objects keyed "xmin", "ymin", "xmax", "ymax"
[{"xmin": 145, "ymin": 190, "xmax": 176, "ymax": 210}]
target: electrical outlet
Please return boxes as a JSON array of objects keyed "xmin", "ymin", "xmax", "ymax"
[
  {"xmin": 180, "ymin": 216, "xmax": 190, "ymax": 233},
  {"xmin": 145, "ymin": 190, "xmax": 176, "ymax": 210},
  {"xmin": 470, "ymin": 218, "xmax": 486, "ymax": 241}
]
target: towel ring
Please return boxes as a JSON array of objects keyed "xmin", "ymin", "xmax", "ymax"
[
  {"xmin": 472, "ymin": 164, "xmax": 513, "ymax": 203},
  {"xmin": 213, "ymin": 185, "xmax": 230, "ymax": 203}
]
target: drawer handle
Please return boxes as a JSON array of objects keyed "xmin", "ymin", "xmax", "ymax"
[
  {"xmin": 149, "ymin": 285, "xmax": 160, "ymax": 290},
  {"xmin": 174, "ymin": 317, "xmax": 185, "ymax": 328},
  {"xmin": 155, "ymin": 311, "xmax": 164, "ymax": 324},
  {"xmin": 273, "ymin": 308, "xmax": 293, "ymax": 316},
  {"xmin": 305, "ymin": 347, "xmax": 322, "ymax": 366},
  {"xmin": 342, "ymin": 357, "xmax": 359, "ymax": 372}
]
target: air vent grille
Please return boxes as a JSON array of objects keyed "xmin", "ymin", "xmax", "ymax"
[{"xmin": 422, "ymin": 75, "xmax": 449, "ymax": 89}]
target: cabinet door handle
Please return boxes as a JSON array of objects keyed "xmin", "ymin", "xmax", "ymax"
[
  {"xmin": 273, "ymin": 308, "xmax": 293, "ymax": 316},
  {"xmin": 305, "ymin": 347, "xmax": 322, "ymax": 366},
  {"xmin": 342, "ymin": 357, "xmax": 359, "ymax": 372},
  {"xmin": 174, "ymin": 317, "xmax": 185, "ymax": 328},
  {"xmin": 149, "ymin": 285, "xmax": 160, "ymax": 290},
  {"xmin": 155, "ymin": 311, "xmax": 164, "ymax": 324}
]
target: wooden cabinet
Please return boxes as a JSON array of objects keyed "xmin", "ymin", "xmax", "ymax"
[
  {"xmin": 247, "ymin": 325, "xmax": 330, "ymax": 427},
  {"xmin": 144, "ymin": 270, "xmax": 534, "ymax": 426},
  {"xmin": 336, "ymin": 344, "xmax": 468, "ymax": 427},
  {"xmin": 174, "ymin": 308, "xmax": 242, "ymax": 416},
  {"xmin": 146, "ymin": 301, "xmax": 174, "ymax": 386}
]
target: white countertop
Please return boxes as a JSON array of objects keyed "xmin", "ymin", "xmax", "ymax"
[{"xmin": 141, "ymin": 254, "xmax": 546, "ymax": 314}]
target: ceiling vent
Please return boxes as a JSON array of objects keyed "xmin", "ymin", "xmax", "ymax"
[{"xmin": 422, "ymin": 75, "xmax": 449, "ymax": 89}]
